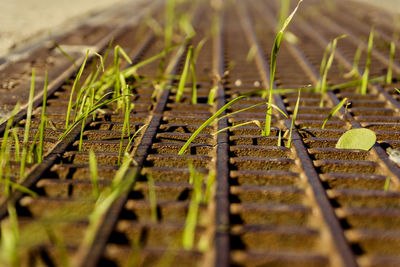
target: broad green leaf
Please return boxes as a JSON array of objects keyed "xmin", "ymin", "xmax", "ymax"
[{"xmin": 335, "ymin": 128, "xmax": 376, "ymax": 151}]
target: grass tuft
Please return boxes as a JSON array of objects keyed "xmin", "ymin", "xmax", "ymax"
[{"xmin": 264, "ymin": 0, "xmax": 302, "ymax": 136}]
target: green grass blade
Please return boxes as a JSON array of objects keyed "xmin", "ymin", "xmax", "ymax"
[
  {"xmin": 191, "ymin": 58, "xmax": 197, "ymax": 104},
  {"xmin": 89, "ymin": 150, "xmax": 99, "ymax": 199},
  {"xmin": 176, "ymin": 46, "xmax": 193, "ymax": 103},
  {"xmin": 384, "ymin": 177, "xmax": 391, "ymax": 191},
  {"xmin": 287, "ymin": 88, "xmax": 300, "ymax": 148},
  {"xmin": 319, "ymin": 35, "xmax": 346, "ymax": 107},
  {"xmin": 277, "ymin": 129, "xmax": 282, "ymax": 146},
  {"xmin": 203, "ymin": 170, "xmax": 215, "ymax": 204},
  {"xmin": 0, "ymin": 103, "xmax": 20, "ymax": 180},
  {"xmin": 147, "ymin": 174, "xmax": 157, "ymax": 222},
  {"xmin": 207, "ymin": 85, "xmax": 218, "ymax": 105},
  {"xmin": 55, "ymin": 43, "xmax": 76, "ymax": 68},
  {"xmin": 182, "ymin": 168, "xmax": 203, "ymax": 250},
  {"xmin": 20, "ymin": 69, "xmax": 36, "ymax": 179},
  {"xmin": 10, "ymin": 129, "xmax": 20, "ymax": 162},
  {"xmin": 386, "ymin": 41, "xmax": 395, "ymax": 84},
  {"xmin": 0, "ymin": 202, "xmax": 20, "ymax": 266},
  {"xmin": 122, "ymin": 42, "xmax": 181, "ymax": 78},
  {"xmin": 315, "ymin": 42, "xmax": 331, "ymax": 92},
  {"xmin": 214, "ymin": 120, "xmax": 262, "ymax": 135},
  {"xmin": 65, "ymin": 50, "xmax": 89, "ymax": 129},
  {"xmin": 116, "ymin": 45, "xmax": 133, "ymax": 65},
  {"xmin": 124, "ymin": 124, "xmax": 147, "ymax": 156},
  {"xmin": 37, "ymin": 71, "xmax": 48, "ymax": 162},
  {"xmin": 178, "ymin": 96, "xmax": 246, "ymax": 155},
  {"xmin": 7, "ymin": 180, "xmax": 38, "ymax": 197},
  {"xmin": 361, "ymin": 28, "xmax": 374, "ymax": 95},
  {"xmin": 322, "ymin": 97, "xmax": 348, "ymax": 129},
  {"xmin": 278, "ymin": 0, "xmax": 291, "ymax": 30}
]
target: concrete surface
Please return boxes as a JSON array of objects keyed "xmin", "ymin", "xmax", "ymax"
[
  {"xmin": 0, "ymin": 0, "xmax": 135, "ymax": 57},
  {"xmin": 353, "ymin": 0, "xmax": 400, "ymax": 14}
]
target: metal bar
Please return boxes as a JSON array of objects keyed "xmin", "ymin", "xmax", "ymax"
[{"xmin": 213, "ymin": 7, "xmax": 231, "ymax": 267}]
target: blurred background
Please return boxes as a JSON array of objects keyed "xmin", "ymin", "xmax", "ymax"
[{"xmin": 0, "ymin": 0, "xmax": 399, "ymax": 58}]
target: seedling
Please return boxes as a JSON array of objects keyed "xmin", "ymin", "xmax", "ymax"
[
  {"xmin": 336, "ymin": 128, "xmax": 376, "ymax": 151},
  {"xmin": 214, "ymin": 120, "xmax": 263, "ymax": 135},
  {"xmin": 45, "ymin": 228, "xmax": 70, "ymax": 267},
  {"xmin": 10, "ymin": 129, "xmax": 20, "ymax": 162},
  {"xmin": 286, "ymin": 89, "xmax": 300, "ymax": 148},
  {"xmin": 84, "ymin": 155, "xmax": 137, "ymax": 245},
  {"xmin": 246, "ymin": 44, "xmax": 257, "ymax": 62},
  {"xmin": 386, "ymin": 41, "xmax": 396, "ymax": 84},
  {"xmin": 277, "ymin": 129, "xmax": 282, "ymax": 146},
  {"xmin": 65, "ymin": 50, "xmax": 89, "ymax": 129},
  {"xmin": 20, "ymin": 69, "xmax": 36, "ymax": 179},
  {"xmin": 321, "ymin": 98, "xmax": 348, "ymax": 129},
  {"xmin": 190, "ymin": 49, "xmax": 197, "ymax": 104},
  {"xmin": 183, "ymin": 97, "xmax": 288, "ymax": 154},
  {"xmin": 344, "ymin": 45, "xmax": 362, "ymax": 79},
  {"xmin": 317, "ymin": 35, "xmax": 346, "ymax": 107},
  {"xmin": 203, "ymin": 170, "xmax": 215, "ymax": 204},
  {"xmin": 118, "ymin": 74, "xmax": 132, "ymax": 165},
  {"xmin": 182, "ymin": 165, "xmax": 203, "ymax": 250},
  {"xmin": 0, "ymin": 202, "xmax": 19, "ymax": 267},
  {"xmin": 89, "ymin": 150, "xmax": 99, "ymax": 199},
  {"xmin": 147, "ymin": 174, "xmax": 158, "ymax": 222},
  {"xmin": 384, "ymin": 176, "xmax": 391, "ymax": 191},
  {"xmin": 59, "ymin": 93, "xmax": 132, "ymax": 140},
  {"xmin": 176, "ymin": 46, "xmax": 193, "ymax": 103},
  {"xmin": 264, "ymin": 0, "xmax": 302, "ymax": 137},
  {"xmin": 207, "ymin": 85, "xmax": 218, "ymax": 105},
  {"xmin": 36, "ymin": 71, "xmax": 48, "ymax": 163},
  {"xmin": 124, "ymin": 124, "xmax": 147, "ymax": 157},
  {"xmin": 178, "ymin": 96, "xmax": 246, "ymax": 155},
  {"xmin": 360, "ymin": 27, "xmax": 374, "ymax": 95}
]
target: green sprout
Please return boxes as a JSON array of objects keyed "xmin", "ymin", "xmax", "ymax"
[
  {"xmin": 176, "ymin": 46, "xmax": 193, "ymax": 103},
  {"xmin": 37, "ymin": 71, "xmax": 48, "ymax": 162},
  {"xmin": 20, "ymin": 69, "xmax": 36, "ymax": 179},
  {"xmin": 147, "ymin": 174, "xmax": 158, "ymax": 222},
  {"xmin": 384, "ymin": 176, "xmax": 391, "ymax": 191},
  {"xmin": 386, "ymin": 41, "xmax": 396, "ymax": 84},
  {"xmin": 178, "ymin": 96, "xmax": 246, "ymax": 155},
  {"xmin": 182, "ymin": 165, "xmax": 204, "ymax": 250},
  {"xmin": 321, "ymin": 98, "xmax": 348, "ymax": 129},
  {"xmin": 264, "ymin": 0, "xmax": 302, "ymax": 137},
  {"xmin": 344, "ymin": 45, "xmax": 362, "ymax": 79},
  {"xmin": 89, "ymin": 150, "xmax": 99, "ymax": 200},
  {"xmin": 0, "ymin": 202, "xmax": 19, "ymax": 267},
  {"xmin": 286, "ymin": 88, "xmax": 300, "ymax": 148},
  {"xmin": 318, "ymin": 35, "xmax": 346, "ymax": 107},
  {"xmin": 65, "ymin": 50, "xmax": 89, "ymax": 129},
  {"xmin": 360, "ymin": 27, "xmax": 374, "ymax": 95}
]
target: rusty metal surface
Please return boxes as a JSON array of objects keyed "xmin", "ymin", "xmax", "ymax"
[{"xmin": 1, "ymin": 0, "xmax": 400, "ymax": 266}]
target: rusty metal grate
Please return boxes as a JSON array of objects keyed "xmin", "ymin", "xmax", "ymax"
[{"xmin": 1, "ymin": 0, "xmax": 400, "ymax": 266}]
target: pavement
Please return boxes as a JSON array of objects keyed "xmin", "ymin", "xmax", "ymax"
[{"xmin": 0, "ymin": 0, "xmax": 136, "ymax": 58}]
